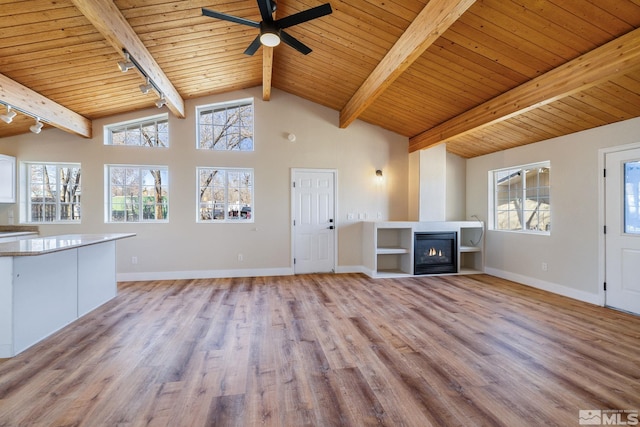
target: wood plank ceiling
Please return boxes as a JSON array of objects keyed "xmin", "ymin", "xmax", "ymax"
[{"xmin": 1, "ymin": 0, "xmax": 639, "ymax": 158}]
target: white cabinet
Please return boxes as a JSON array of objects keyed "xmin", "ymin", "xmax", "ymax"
[
  {"xmin": 363, "ymin": 221, "xmax": 484, "ymax": 278},
  {"xmin": 0, "ymin": 154, "xmax": 16, "ymax": 203}
]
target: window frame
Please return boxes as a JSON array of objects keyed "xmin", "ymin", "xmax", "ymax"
[
  {"xmin": 105, "ymin": 164, "xmax": 169, "ymax": 223},
  {"xmin": 196, "ymin": 167, "xmax": 254, "ymax": 223},
  {"xmin": 196, "ymin": 98, "xmax": 254, "ymax": 151},
  {"xmin": 104, "ymin": 113, "xmax": 169, "ymax": 148},
  {"xmin": 23, "ymin": 161, "xmax": 82, "ymax": 224},
  {"xmin": 489, "ymin": 161, "xmax": 551, "ymax": 234}
]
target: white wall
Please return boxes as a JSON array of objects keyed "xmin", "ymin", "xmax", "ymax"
[
  {"xmin": 407, "ymin": 145, "xmax": 466, "ymax": 222},
  {"xmin": 0, "ymin": 88, "xmax": 409, "ymax": 279},
  {"xmin": 466, "ymin": 117, "xmax": 640, "ymax": 304}
]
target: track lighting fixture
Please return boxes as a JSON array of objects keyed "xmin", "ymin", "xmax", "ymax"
[
  {"xmin": 117, "ymin": 52, "xmax": 135, "ymax": 72},
  {"xmin": 155, "ymin": 95, "xmax": 166, "ymax": 108},
  {"xmin": 118, "ymin": 49, "xmax": 166, "ymax": 109},
  {"xmin": 30, "ymin": 118, "xmax": 43, "ymax": 134},
  {"xmin": 139, "ymin": 77, "xmax": 154, "ymax": 95},
  {"xmin": 0, "ymin": 101, "xmax": 47, "ymax": 135},
  {"xmin": 0, "ymin": 105, "xmax": 17, "ymax": 124}
]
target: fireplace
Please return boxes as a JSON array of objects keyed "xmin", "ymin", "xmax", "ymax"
[{"xmin": 414, "ymin": 232, "xmax": 457, "ymax": 275}]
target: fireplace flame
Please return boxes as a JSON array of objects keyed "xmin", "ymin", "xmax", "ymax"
[{"xmin": 428, "ymin": 247, "xmax": 444, "ymax": 257}]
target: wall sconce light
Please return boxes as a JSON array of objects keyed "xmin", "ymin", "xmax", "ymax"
[
  {"xmin": 0, "ymin": 105, "xmax": 17, "ymax": 124},
  {"xmin": 30, "ymin": 118, "xmax": 43, "ymax": 134},
  {"xmin": 287, "ymin": 133, "xmax": 297, "ymax": 142}
]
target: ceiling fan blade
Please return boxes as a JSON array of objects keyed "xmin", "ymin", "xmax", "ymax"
[
  {"xmin": 276, "ymin": 3, "xmax": 332, "ymax": 29},
  {"xmin": 244, "ymin": 35, "xmax": 262, "ymax": 55},
  {"xmin": 202, "ymin": 8, "xmax": 260, "ymax": 28},
  {"xmin": 256, "ymin": 0, "xmax": 274, "ymax": 23},
  {"xmin": 280, "ymin": 30, "xmax": 312, "ymax": 55}
]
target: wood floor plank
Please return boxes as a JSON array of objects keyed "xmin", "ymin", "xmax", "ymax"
[{"xmin": 1, "ymin": 273, "xmax": 639, "ymax": 426}]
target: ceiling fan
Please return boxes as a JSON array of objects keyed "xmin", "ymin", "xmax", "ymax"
[{"xmin": 202, "ymin": 0, "xmax": 332, "ymax": 55}]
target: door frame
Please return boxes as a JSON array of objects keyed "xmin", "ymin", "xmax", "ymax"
[
  {"xmin": 290, "ymin": 168, "xmax": 338, "ymax": 273},
  {"xmin": 599, "ymin": 141, "xmax": 640, "ymax": 307}
]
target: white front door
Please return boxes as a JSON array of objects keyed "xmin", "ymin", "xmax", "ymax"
[
  {"xmin": 605, "ymin": 147, "xmax": 640, "ymax": 314},
  {"xmin": 292, "ymin": 170, "xmax": 336, "ymax": 274}
]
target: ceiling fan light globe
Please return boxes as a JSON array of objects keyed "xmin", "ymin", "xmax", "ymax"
[{"xmin": 260, "ymin": 32, "xmax": 280, "ymax": 47}]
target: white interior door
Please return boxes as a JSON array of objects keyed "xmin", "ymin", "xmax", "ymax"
[
  {"xmin": 292, "ymin": 170, "xmax": 336, "ymax": 274},
  {"xmin": 605, "ymin": 147, "xmax": 640, "ymax": 314}
]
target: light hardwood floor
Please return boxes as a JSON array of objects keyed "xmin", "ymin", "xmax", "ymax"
[{"xmin": 0, "ymin": 273, "xmax": 639, "ymax": 426}]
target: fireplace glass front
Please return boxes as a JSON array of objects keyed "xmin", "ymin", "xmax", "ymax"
[{"xmin": 414, "ymin": 232, "xmax": 457, "ymax": 275}]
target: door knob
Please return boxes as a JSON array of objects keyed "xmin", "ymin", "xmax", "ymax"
[{"xmin": 328, "ymin": 225, "xmax": 334, "ymax": 230}]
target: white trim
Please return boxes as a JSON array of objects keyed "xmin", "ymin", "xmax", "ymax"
[
  {"xmin": 598, "ymin": 141, "xmax": 640, "ymax": 309},
  {"xmin": 195, "ymin": 97, "xmax": 254, "ymax": 151},
  {"xmin": 290, "ymin": 168, "xmax": 338, "ymax": 274},
  {"xmin": 117, "ymin": 267, "xmax": 293, "ymax": 282},
  {"xmin": 335, "ymin": 265, "xmax": 366, "ymax": 274},
  {"xmin": 484, "ymin": 267, "xmax": 603, "ymax": 306},
  {"xmin": 103, "ymin": 113, "xmax": 169, "ymax": 147}
]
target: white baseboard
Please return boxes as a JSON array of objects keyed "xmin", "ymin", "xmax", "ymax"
[
  {"xmin": 335, "ymin": 265, "xmax": 366, "ymax": 274},
  {"xmin": 484, "ymin": 267, "xmax": 603, "ymax": 306},
  {"xmin": 0, "ymin": 343, "xmax": 12, "ymax": 358},
  {"xmin": 117, "ymin": 267, "xmax": 294, "ymax": 282}
]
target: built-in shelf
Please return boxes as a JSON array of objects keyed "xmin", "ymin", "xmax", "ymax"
[
  {"xmin": 377, "ymin": 247, "xmax": 410, "ymax": 255},
  {"xmin": 363, "ymin": 221, "xmax": 484, "ymax": 278}
]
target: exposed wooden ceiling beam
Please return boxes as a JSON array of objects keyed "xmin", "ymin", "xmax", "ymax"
[
  {"xmin": 0, "ymin": 73, "xmax": 92, "ymax": 138},
  {"xmin": 339, "ymin": 0, "xmax": 476, "ymax": 129},
  {"xmin": 70, "ymin": 0, "xmax": 185, "ymax": 118},
  {"xmin": 263, "ymin": 47, "xmax": 274, "ymax": 101},
  {"xmin": 409, "ymin": 27, "xmax": 640, "ymax": 153}
]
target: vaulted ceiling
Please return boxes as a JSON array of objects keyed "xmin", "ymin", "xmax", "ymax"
[{"xmin": 1, "ymin": 0, "xmax": 640, "ymax": 158}]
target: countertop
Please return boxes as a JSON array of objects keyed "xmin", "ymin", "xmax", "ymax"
[
  {"xmin": 0, "ymin": 231, "xmax": 37, "ymax": 238},
  {"xmin": 0, "ymin": 233, "xmax": 135, "ymax": 257}
]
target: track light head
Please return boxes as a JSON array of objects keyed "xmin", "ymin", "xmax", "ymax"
[
  {"xmin": 139, "ymin": 81, "xmax": 154, "ymax": 95},
  {"xmin": 117, "ymin": 53, "xmax": 135, "ymax": 72},
  {"xmin": 155, "ymin": 95, "xmax": 167, "ymax": 108},
  {"xmin": 0, "ymin": 106, "xmax": 17, "ymax": 124},
  {"xmin": 30, "ymin": 118, "xmax": 43, "ymax": 134},
  {"xmin": 118, "ymin": 60, "xmax": 135, "ymax": 72}
]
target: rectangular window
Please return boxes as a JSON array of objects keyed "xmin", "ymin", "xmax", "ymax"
[
  {"xmin": 491, "ymin": 161, "xmax": 550, "ymax": 233},
  {"xmin": 107, "ymin": 165, "xmax": 168, "ymax": 222},
  {"xmin": 625, "ymin": 160, "xmax": 640, "ymax": 234},
  {"xmin": 25, "ymin": 162, "xmax": 81, "ymax": 223},
  {"xmin": 105, "ymin": 114, "xmax": 168, "ymax": 147},
  {"xmin": 197, "ymin": 167, "xmax": 253, "ymax": 222},
  {"xmin": 197, "ymin": 99, "xmax": 254, "ymax": 151}
]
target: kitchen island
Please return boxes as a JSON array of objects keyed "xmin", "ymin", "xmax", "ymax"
[{"xmin": 0, "ymin": 233, "xmax": 135, "ymax": 357}]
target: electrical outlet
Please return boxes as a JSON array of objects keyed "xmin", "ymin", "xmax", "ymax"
[
  {"xmin": 238, "ymin": 253, "xmax": 244, "ymax": 262},
  {"xmin": 131, "ymin": 256, "xmax": 138, "ymax": 265},
  {"xmin": 541, "ymin": 262, "xmax": 548, "ymax": 271}
]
